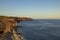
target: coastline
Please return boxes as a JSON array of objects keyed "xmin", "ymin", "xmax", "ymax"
[{"xmin": 0, "ymin": 16, "xmax": 32, "ymax": 40}]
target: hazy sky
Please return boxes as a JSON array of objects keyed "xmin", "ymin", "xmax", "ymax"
[{"xmin": 0, "ymin": 0, "xmax": 60, "ymax": 19}]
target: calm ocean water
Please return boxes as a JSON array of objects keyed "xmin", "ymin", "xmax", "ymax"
[{"xmin": 17, "ymin": 19, "xmax": 60, "ymax": 40}]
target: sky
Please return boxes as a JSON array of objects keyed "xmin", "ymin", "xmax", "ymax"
[{"xmin": 0, "ymin": 0, "xmax": 60, "ymax": 19}]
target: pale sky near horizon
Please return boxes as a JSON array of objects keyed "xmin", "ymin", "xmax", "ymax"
[{"xmin": 0, "ymin": 0, "xmax": 60, "ymax": 19}]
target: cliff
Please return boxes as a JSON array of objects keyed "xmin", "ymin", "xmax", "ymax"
[
  {"xmin": 0, "ymin": 16, "xmax": 32, "ymax": 34},
  {"xmin": 0, "ymin": 16, "xmax": 32, "ymax": 40}
]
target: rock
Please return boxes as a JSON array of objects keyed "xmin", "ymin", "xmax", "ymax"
[
  {"xmin": 0, "ymin": 15, "xmax": 32, "ymax": 40},
  {"xmin": 0, "ymin": 16, "xmax": 32, "ymax": 33}
]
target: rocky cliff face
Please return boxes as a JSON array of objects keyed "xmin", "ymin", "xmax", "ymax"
[{"xmin": 0, "ymin": 16, "xmax": 32, "ymax": 34}]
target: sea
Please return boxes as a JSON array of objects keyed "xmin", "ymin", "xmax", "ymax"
[{"xmin": 17, "ymin": 19, "xmax": 60, "ymax": 40}]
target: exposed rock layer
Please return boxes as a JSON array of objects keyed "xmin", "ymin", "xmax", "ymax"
[
  {"xmin": 0, "ymin": 16, "xmax": 32, "ymax": 40},
  {"xmin": 0, "ymin": 16, "xmax": 32, "ymax": 36}
]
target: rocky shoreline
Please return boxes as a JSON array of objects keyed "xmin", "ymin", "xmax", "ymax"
[{"xmin": 0, "ymin": 16, "xmax": 32, "ymax": 40}]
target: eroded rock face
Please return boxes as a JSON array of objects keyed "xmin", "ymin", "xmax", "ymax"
[
  {"xmin": 0, "ymin": 16, "xmax": 32, "ymax": 34},
  {"xmin": 0, "ymin": 16, "xmax": 32, "ymax": 40}
]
